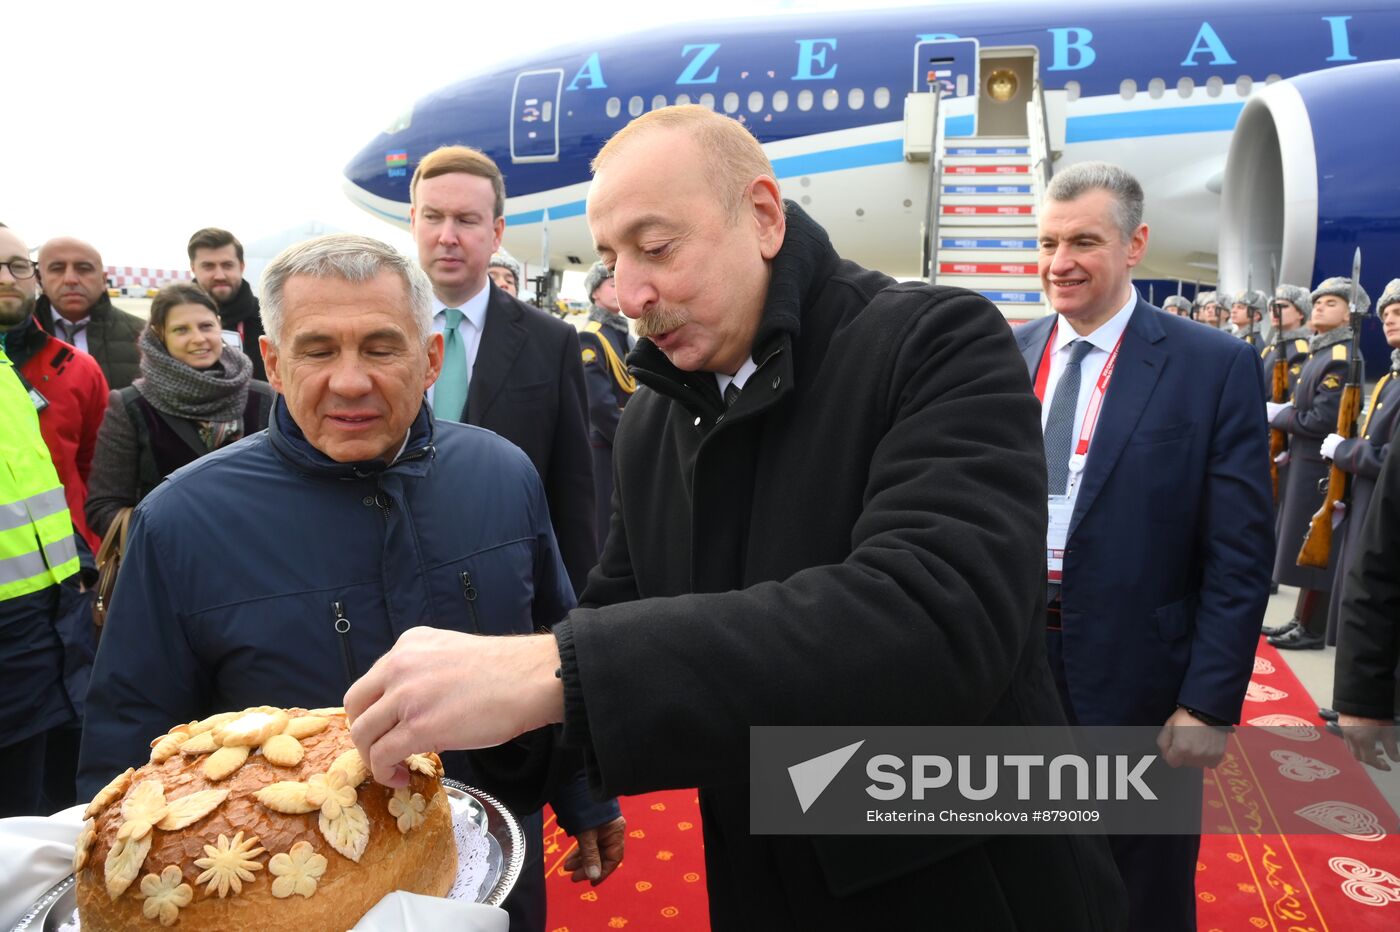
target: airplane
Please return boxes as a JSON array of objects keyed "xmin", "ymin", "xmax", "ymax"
[{"xmin": 343, "ymin": 0, "xmax": 1400, "ymax": 368}]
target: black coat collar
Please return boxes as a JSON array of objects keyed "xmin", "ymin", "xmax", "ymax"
[{"xmin": 218, "ymin": 280, "xmax": 260, "ymax": 326}]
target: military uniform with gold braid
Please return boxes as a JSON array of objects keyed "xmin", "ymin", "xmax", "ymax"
[
  {"xmin": 0, "ymin": 341, "xmax": 82, "ymax": 816},
  {"xmin": 1268, "ymin": 277, "xmax": 1369, "ymax": 648},
  {"xmin": 579, "ymin": 262, "xmax": 637, "ymax": 550}
]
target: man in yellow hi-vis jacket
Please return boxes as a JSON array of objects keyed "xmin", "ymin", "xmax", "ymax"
[{"xmin": 0, "ymin": 335, "xmax": 84, "ymax": 816}]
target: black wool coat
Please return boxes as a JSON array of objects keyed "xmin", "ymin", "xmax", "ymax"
[
  {"xmin": 554, "ymin": 205, "xmax": 1126, "ymax": 930},
  {"xmin": 1334, "ymin": 430, "xmax": 1400, "ymax": 719}
]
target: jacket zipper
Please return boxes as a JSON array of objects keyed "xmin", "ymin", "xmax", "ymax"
[
  {"xmin": 332, "ymin": 601, "xmax": 357, "ymax": 686},
  {"xmin": 459, "ymin": 571, "xmax": 481, "ymax": 633}
]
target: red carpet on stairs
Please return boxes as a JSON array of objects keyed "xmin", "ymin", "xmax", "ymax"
[{"xmin": 545, "ymin": 639, "xmax": 1399, "ymax": 930}]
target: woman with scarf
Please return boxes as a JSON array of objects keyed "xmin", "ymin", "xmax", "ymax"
[
  {"xmin": 86, "ymin": 283, "xmax": 274, "ymax": 537},
  {"xmin": 578, "ymin": 261, "xmax": 636, "ymax": 550}
]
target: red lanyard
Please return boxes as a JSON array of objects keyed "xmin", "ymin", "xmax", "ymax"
[{"xmin": 1033, "ymin": 321, "xmax": 1126, "ymax": 457}]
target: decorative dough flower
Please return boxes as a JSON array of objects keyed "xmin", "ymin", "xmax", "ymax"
[
  {"xmin": 138, "ymin": 865, "xmax": 193, "ymax": 927},
  {"xmin": 268, "ymin": 841, "xmax": 328, "ymax": 899},
  {"xmin": 388, "ymin": 788, "xmax": 427, "ymax": 833},
  {"xmin": 193, "ymin": 831, "xmax": 266, "ymax": 898},
  {"xmin": 305, "ymin": 769, "xmax": 357, "ymax": 819}
]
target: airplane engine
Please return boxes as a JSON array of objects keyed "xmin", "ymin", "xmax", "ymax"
[{"xmin": 1220, "ymin": 59, "xmax": 1400, "ymax": 308}]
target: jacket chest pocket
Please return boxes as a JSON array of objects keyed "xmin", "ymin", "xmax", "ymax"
[{"xmin": 427, "ymin": 539, "xmax": 538, "ymax": 636}]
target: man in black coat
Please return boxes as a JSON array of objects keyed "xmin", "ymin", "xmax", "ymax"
[
  {"xmin": 347, "ymin": 106, "xmax": 1127, "ymax": 930},
  {"xmin": 1334, "ymin": 427, "xmax": 1400, "ymax": 768},
  {"xmin": 409, "ymin": 145, "xmax": 596, "ymax": 594},
  {"xmin": 188, "ymin": 227, "xmax": 266, "ymax": 380},
  {"xmin": 34, "ymin": 237, "xmax": 143, "ymax": 389}
]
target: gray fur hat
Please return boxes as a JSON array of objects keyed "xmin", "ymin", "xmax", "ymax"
[
  {"xmin": 1194, "ymin": 290, "xmax": 1217, "ymax": 309},
  {"xmin": 1311, "ymin": 276, "xmax": 1371, "ymax": 315},
  {"xmin": 584, "ymin": 260, "xmax": 613, "ymax": 302},
  {"xmin": 1377, "ymin": 278, "xmax": 1400, "ymax": 314},
  {"xmin": 488, "ymin": 250, "xmax": 523, "ymax": 290},
  {"xmin": 1162, "ymin": 295, "xmax": 1191, "ymax": 312},
  {"xmin": 1231, "ymin": 289, "xmax": 1267, "ymax": 312},
  {"xmin": 1271, "ymin": 284, "xmax": 1312, "ymax": 318}
]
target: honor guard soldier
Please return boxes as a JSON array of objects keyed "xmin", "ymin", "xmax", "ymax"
[
  {"xmin": 1162, "ymin": 295, "xmax": 1192, "ymax": 317},
  {"xmin": 1195, "ymin": 290, "xmax": 1223, "ymax": 328},
  {"xmin": 488, "ymin": 250, "xmax": 524, "ymax": 298},
  {"xmin": 578, "ymin": 261, "xmax": 636, "ymax": 550},
  {"xmin": 1230, "ymin": 289, "xmax": 1267, "ymax": 345},
  {"xmin": 1260, "ymin": 285, "xmax": 1314, "ymax": 394},
  {"xmin": 1266, "ymin": 276, "xmax": 1370, "ymax": 649},
  {"xmin": 1322, "ymin": 279, "xmax": 1400, "ymax": 649}
]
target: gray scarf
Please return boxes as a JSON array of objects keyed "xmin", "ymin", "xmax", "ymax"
[
  {"xmin": 588, "ymin": 303, "xmax": 630, "ymax": 336},
  {"xmin": 1310, "ymin": 325, "xmax": 1352, "ymax": 354},
  {"xmin": 134, "ymin": 326, "xmax": 253, "ymax": 425},
  {"xmin": 1280, "ymin": 327, "xmax": 1312, "ymax": 342},
  {"xmin": 1392, "ymin": 348, "xmax": 1400, "ymax": 374}
]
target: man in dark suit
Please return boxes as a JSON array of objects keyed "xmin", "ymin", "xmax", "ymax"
[
  {"xmin": 1017, "ymin": 161, "xmax": 1273, "ymax": 931},
  {"xmin": 409, "ymin": 145, "xmax": 595, "ymax": 594},
  {"xmin": 33, "ymin": 237, "xmax": 143, "ymax": 389}
]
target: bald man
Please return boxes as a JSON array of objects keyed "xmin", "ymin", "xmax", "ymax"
[{"xmin": 34, "ymin": 238, "xmax": 143, "ymax": 389}]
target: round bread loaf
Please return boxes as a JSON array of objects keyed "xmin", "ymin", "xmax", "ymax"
[{"xmin": 74, "ymin": 706, "xmax": 456, "ymax": 930}]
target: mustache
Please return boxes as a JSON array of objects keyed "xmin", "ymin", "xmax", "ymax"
[{"xmin": 634, "ymin": 305, "xmax": 689, "ymax": 340}]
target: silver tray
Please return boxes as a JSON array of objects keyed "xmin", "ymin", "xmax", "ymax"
[{"xmin": 10, "ymin": 780, "xmax": 522, "ymax": 931}]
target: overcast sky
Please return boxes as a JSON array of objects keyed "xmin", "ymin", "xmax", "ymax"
[{"xmin": 2, "ymin": 0, "xmax": 930, "ymax": 282}]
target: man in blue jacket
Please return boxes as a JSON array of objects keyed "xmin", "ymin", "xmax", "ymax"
[
  {"xmin": 1018, "ymin": 162, "xmax": 1273, "ymax": 931},
  {"xmin": 78, "ymin": 234, "xmax": 622, "ymax": 931}
]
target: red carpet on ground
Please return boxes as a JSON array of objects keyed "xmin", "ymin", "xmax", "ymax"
[{"xmin": 545, "ymin": 639, "xmax": 1399, "ymax": 930}]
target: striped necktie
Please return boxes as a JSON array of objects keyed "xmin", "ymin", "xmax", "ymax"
[
  {"xmin": 1043, "ymin": 339, "xmax": 1094, "ymax": 495},
  {"xmin": 435, "ymin": 308, "xmax": 469, "ymax": 422}
]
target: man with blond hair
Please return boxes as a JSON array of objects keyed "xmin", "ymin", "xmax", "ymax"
[
  {"xmin": 408, "ymin": 146, "xmax": 595, "ymax": 594},
  {"xmin": 348, "ymin": 106, "xmax": 1128, "ymax": 928}
]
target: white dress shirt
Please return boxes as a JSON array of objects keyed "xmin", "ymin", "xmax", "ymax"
[
  {"xmin": 426, "ymin": 284, "xmax": 490, "ymax": 410},
  {"xmin": 52, "ymin": 315, "xmax": 91, "ymax": 354},
  {"xmin": 1041, "ymin": 291, "xmax": 1137, "ymax": 504},
  {"xmin": 715, "ymin": 356, "xmax": 758, "ymax": 400}
]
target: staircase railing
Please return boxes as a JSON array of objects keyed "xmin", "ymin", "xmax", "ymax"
[
  {"xmin": 921, "ymin": 86, "xmax": 944, "ymax": 283},
  {"xmin": 1029, "ymin": 79, "xmax": 1054, "ymax": 198}
]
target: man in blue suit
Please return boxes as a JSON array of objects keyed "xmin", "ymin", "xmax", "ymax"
[{"xmin": 1015, "ymin": 162, "xmax": 1273, "ymax": 931}]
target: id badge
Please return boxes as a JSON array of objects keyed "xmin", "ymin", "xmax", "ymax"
[{"xmin": 1046, "ymin": 495, "xmax": 1072, "ymax": 580}]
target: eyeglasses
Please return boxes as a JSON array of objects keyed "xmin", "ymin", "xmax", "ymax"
[{"xmin": 1, "ymin": 258, "xmax": 37, "ymax": 279}]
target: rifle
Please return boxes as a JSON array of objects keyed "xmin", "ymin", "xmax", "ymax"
[
  {"xmin": 1268, "ymin": 308, "xmax": 1289, "ymax": 504},
  {"xmin": 1297, "ymin": 248, "xmax": 1365, "ymax": 568}
]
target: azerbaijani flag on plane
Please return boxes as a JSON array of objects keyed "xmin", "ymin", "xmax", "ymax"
[{"xmin": 385, "ymin": 151, "xmax": 408, "ymax": 170}]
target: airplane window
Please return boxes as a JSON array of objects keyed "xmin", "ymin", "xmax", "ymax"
[
  {"xmin": 606, "ymin": 97, "xmax": 621, "ymax": 118},
  {"xmin": 1119, "ymin": 79, "xmax": 1137, "ymax": 100},
  {"xmin": 723, "ymin": 92, "xmax": 740, "ymax": 113},
  {"xmin": 1205, "ymin": 76, "xmax": 1223, "ymax": 98},
  {"xmin": 676, "ymin": 93, "xmax": 692, "ymax": 106},
  {"xmin": 873, "ymin": 87, "xmax": 890, "ymax": 109},
  {"xmin": 629, "ymin": 96, "xmax": 644, "ymax": 117},
  {"xmin": 651, "ymin": 95, "xmax": 667, "ymax": 111},
  {"xmin": 848, "ymin": 88, "xmax": 865, "ymax": 110},
  {"xmin": 1176, "ymin": 77, "xmax": 1194, "ymax": 98},
  {"xmin": 1265, "ymin": 73, "xmax": 1281, "ymax": 85},
  {"xmin": 822, "ymin": 88, "xmax": 839, "ymax": 110},
  {"xmin": 1235, "ymin": 75, "xmax": 1253, "ymax": 96},
  {"xmin": 542, "ymin": 101, "xmax": 553, "ymax": 122},
  {"xmin": 382, "ymin": 105, "xmax": 413, "ymax": 135},
  {"xmin": 748, "ymin": 91, "xmax": 764, "ymax": 113},
  {"xmin": 773, "ymin": 90, "xmax": 789, "ymax": 112},
  {"xmin": 1064, "ymin": 81, "xmax": 1080, "ymax": 102},
  {"xmin": 1148, "ymin": 78, "xmax": 1165, "ymax": 99},
  {"xmin": 699, "ymin": 92, "xmax": 716, "ymax": 110},
  {"xmin": 797, "ymin": 89, "xmax": 814, "ymax": 111}
]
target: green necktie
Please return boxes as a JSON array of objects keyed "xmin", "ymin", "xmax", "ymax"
[{"xmin": 436, "ymin": 308, "xmax": 469, "ymax": 421}]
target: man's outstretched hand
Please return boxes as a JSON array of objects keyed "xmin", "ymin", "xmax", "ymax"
[{"xmin": 345, "ymin": 627, "xmax": 565, "ymax": 787}]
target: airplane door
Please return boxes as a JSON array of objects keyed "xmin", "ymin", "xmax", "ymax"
[
  {"xmin": 913, "ymin": 38, "xmax": 979, "ymax": 136},
  {"xmin": 511, "ymin": 69, "xmax": 563, "ymax": 163}
]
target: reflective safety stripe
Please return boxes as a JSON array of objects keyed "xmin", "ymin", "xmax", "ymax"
[
  {"xmin": 0, "ymin": 531, "xmax": 76, "ymax": 585},
  {"xmin": 0, "ymin": 487, "xmax": 69, "ymax": 533}
]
